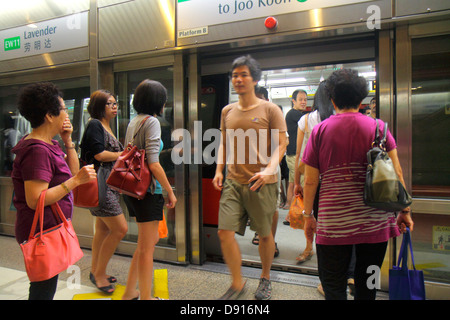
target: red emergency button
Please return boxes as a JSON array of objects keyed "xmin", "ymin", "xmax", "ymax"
[{"xmin": 264, "ymin": 16, "xmax": 278, "ymax": 30}]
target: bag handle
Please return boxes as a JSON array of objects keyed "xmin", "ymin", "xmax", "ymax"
[
  {"xmin": 27, "ymin": 189, "xmax": 73, "ymax": 242},
  {"xmin": 396, "ymin": 228, "xmax": 417, "ymax": 271},
  {"xmin": 304, "ymin": 113, "xmax": 309, "ymax": 133},
  {"xmin": 372, "ymin": 119, "xmax": 388, "ymax": 150}
]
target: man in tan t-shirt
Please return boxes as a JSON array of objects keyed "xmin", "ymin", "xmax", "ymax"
[{"xmin": 213, "ymin": 55, "xmax": 287, "ymax": 300}]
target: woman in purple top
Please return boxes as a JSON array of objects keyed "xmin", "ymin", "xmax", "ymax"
[
  {"xmin": 12, "ymin": 82, "xmax": 96, "ymax": 300},
  {"xmin": 301, "ymin": 69, "xmax": 414, "ymax": 300}
]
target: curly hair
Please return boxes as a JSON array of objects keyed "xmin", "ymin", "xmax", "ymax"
[
  {"xmin": 325, "ymin": 69, "xmax": 368, "ymax": 110},
  {"xmin": 17, "ymin": 82, "xmax": 63, "ymax": 128},
  {"xmin": 132, "ymin": 79, "xmax": 167, "ymax": 116},
  {"xmin": 87, "ymin": 90, "xmax": 113, "ymax": 120}
]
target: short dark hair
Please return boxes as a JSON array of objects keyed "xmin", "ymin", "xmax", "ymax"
[
  {"xmin": 132, "ymin": 79, "xmax": 167, "ymax": 116},
  {"xmin": 291, "ymin": 89, "xmax": 307, "ymax": 107},
  {"xmin": 255, "ymin": 86, "xmax": 269, "ymax": 100},
  {"xmin": 231, "ymin": 55, "xmax": 262, "ymax": 82},
  {"xmin": 325, "ymin": 69, "xmax": 368, "ymax": 110},
  {"xmin": 17, "ymin": 82, "xmax": 63, "ymax": 128},
  {"xmin": 87, "ymin": 90, "xmax": 113, "ymax": 120}
]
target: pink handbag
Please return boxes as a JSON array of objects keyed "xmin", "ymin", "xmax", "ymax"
[{"xmin": 20, "ymin": 189, "xmax": 83, "ymax": 282}]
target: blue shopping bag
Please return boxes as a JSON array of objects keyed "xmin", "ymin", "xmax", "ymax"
[{"xmin": 389, "ymin": 228, "xmax": 426, "ymax": 300}]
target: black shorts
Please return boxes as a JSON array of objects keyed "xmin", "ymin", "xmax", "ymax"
[{"xmin": 124, "ymin": 193, "xmax": 164, "ymax": 223}]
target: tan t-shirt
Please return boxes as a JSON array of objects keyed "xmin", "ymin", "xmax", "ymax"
[{"xmin": 220, "ymin": 100, "xmax": 287, "ymax": 184}]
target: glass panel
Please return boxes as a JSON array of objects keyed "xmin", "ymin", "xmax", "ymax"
[
  {"xmin": 411, "ymin": 35, "xmax": 450, "ymax": 197},
  {"xmin": 411, "ymin": 35, "xmax": 450, "ymax": 285},
  {"xmin": 114, "ymin": 66, "xmax": 176, "ymax": 247},
  {"xmin": 0, "ymin": 77, "xmax": 90, "ymax": 177}
]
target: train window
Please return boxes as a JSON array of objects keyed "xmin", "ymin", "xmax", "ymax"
[
  {"xmin": 411, "ymin": 35, "xmax": 450, "ymax": 198},
  {"xmin": 0, "ymin": 77, "xmax": 90, "ymax": 177},
  {"xmin": 114, "ymin": 66, "xmax": 176, "ymax": 247},
  {"xmin": 410, "ymin": 34, "xmax": 450, "ymax": 285}
]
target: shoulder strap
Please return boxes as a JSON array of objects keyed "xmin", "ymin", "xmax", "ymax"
[
  {"xmin": 305, "ymin": 113, "xmax": 309, "ymax": 133},
  {"xmin": 372, "ymin": 119, "xmax": 388, "ymax": 150},
  {"xmin": 130, "ymin": 116, "xmax": 151, "ymax": 146}
]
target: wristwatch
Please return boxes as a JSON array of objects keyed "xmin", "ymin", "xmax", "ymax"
[{"xmin": 302, "ymin": 209, "xmax": 313, "ymax": 217}]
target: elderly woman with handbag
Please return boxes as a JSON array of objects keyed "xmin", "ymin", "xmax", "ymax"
[
  {"xmin": 121, "ymin": 79, "xmax": 177, "ymax": 300},
  {"xmin": 301, "ymin": 69, "xmax": 414, "ymax": 300},
  {"xmin": 12, "ymin": 82, "xmax": 96, "ymax": 300}
]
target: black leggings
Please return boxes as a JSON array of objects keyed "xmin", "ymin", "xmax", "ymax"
[
  {"xmin": 29, "ymin": 274, "xmax": 58, "ymax": 300},
  {"xmin": 316, "ymin": 242, "xmax": 388, "ymax": 300}
]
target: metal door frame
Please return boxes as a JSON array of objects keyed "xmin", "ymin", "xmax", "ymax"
[
  {"xmin": 106, "ymin": 52, "xmax": 188, "ymax": 264},
  {"xmin": 395, "ymin": 20, "xmax": 450, "ymax": 298}
]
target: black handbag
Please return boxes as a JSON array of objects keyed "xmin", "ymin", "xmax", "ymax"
[{"xmin": 363, "ymin": 120, "xmax": 412, "ymax": 211}]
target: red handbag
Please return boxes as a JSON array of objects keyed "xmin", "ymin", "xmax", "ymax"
[
  {"xmin": 73, "ymin": 178, "xmax": 99, "ymax": 208},
  {"xmin": 20, "ymin": 189, "xmax": 83, "ymax": 282},
  {"xmin": 106, "ymin": 116, "xmax": 152, "ymax": 200}
]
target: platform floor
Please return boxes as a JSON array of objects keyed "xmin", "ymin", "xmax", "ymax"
[{"xmin": 0, "ymin": 234, "xmax": 388, "ymax": 301}]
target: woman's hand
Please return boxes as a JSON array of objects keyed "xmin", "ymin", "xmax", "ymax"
[
  {"xmin": 74, "ymin": 164, "xmax": 97, "ymax": 186},
  {"xmin": 304, "ymin": 215, "xmax": 317, "ymax": 243},
  {"xmin": 166, "ymin": 191, "xmax": 177, "ymax": 209},
  {"xmin": 60, "ymin": 116, "xmax": 73, "ymax": 144},
  {"xmin": 397, "ymin": 208, "xmax": 414, "ymax": 233}
]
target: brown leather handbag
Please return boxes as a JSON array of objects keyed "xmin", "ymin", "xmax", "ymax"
[{"xmin": 106, "ymin": 116, "xmax": 151, "ymax": 199}]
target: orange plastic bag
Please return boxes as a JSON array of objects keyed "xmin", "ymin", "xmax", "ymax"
[
  {"xmin": 288, "ymin": 195, "xmax": 305, "ymax": 229},
  {"xmin": 159, "ymin": 213, "xmax": 168, "ymax": 238}
]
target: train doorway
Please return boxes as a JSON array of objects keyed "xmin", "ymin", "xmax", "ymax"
[{"xmin": 197, "ymin": 36, "xmax": 377, "ymax": 274}]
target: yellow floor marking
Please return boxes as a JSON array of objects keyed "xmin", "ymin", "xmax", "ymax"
[
  {"xmin": 153, "ymin": 269, "xmax": 169, "ymax": 299},
  {"xmin": 72, "ymin": 284, "xmax": 126, "ymax": 300}
]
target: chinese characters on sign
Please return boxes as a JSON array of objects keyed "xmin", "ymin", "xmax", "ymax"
[{"xmin": 0, "ymin": 12, "xmax": 88, "ymax": 62}]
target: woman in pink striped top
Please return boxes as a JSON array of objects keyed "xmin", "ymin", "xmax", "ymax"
[{"xmin": 301, "ymin": 69, "xmax": 414, "ymax": 300}]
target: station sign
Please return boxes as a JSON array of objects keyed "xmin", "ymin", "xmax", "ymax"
[
  {"xmin": 177, "ymin": 0, "xmax": 372, "ymax": 33},
  {"xmin": 0, "ymin": 12, "xmax": 88, "ymax": 62}
]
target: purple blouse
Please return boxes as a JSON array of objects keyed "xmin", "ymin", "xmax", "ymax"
[
  {"xmin": 302, "ymin": 112, "xmax": 401, "ymax": 245},
  {"xmin": 11, "ymin": 137, "xmax": 73, "ymax": 244}
]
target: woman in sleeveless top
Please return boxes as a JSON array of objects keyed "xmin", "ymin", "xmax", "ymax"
[{"xmin": 81, "ymin": 90, "xmax": 127, "ymax": 294}]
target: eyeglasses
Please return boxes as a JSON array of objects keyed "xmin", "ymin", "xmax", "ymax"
[
  {"xmin": 106, "ymin": 102, "xmax": 118, "ymax": 109},
  {"xmin": 60, "ymin": 107, "xmax": 68, "ymax": 113}
]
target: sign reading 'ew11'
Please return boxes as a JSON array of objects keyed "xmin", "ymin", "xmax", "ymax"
[
  {"xmin": 0, "ymin": 12, "xmax": 88, "ymax": 62},
  {"xmin": 177, "ymin": 0, "xmax": 372, "ymax": 32}
]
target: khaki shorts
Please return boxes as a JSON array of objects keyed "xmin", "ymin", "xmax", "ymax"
[
  {"xmin": 286, "ymin": 154, "xmax": 296, "ymax": 183},
  {"xmin": 218, "ymin": 179, "xmax": 278, "ymax": 237}
]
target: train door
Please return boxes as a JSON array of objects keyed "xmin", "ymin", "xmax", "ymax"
[
  {"xmin": 395, "ymin": 21, "xmax": 450, "ymax": 296},
  {"xmin": 197, "ymin": 35, "xmax": 377, "ymax": 274},
  {"xmin": 111, "ymin": 54, "xmax": 188, "ymax": 263}
]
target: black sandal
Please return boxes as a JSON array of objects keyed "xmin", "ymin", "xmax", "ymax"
[
  {"xmin": 252, "ymin": 233, "xmax": 259, "ymax": 245},
  {"xmin": 90, "ymin": 272, "xmax": 117, "ymax": 285},
  {"xmin": 96, "ymin": 283, "xmax": 115, "ymax": 294}
]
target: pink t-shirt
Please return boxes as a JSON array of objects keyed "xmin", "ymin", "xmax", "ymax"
[
  {"xmin": 302, "ymin": 112, "xmax": 401, "ymax": 245},
  {"xmin": 12, "ymin": 137, "xmax": 73, "ymax": 244}
]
